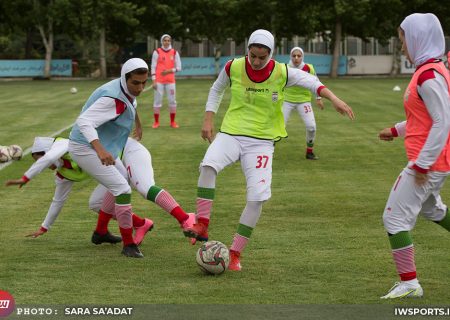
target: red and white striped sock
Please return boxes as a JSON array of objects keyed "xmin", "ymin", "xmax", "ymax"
[
  {"xmin": 392, "ymin": 245, "xmax": 417, "ymax": 281},
  {"xmin": 155, "ymin": 190, "xmax": 188, "ymax": 224},
  {"xmin": 230, "ymin": 234, "xmax": 249, "ymax": 253},
  {"xmin": 197, "ymin": 198, "xmax": 212, "ymax": 226},
  {"xmin": 100, "ymin": 192, "xmax": 116, "ymax": 216}
]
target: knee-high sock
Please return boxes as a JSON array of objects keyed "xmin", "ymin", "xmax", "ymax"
[
  {"xmin": 435, "ymin": 209, "xmax": 450, "ymax": 231},
  {"xmin": 95, "ymin": 210, "xmax": 113, "ymax": 235},
  {"xmin": 115, "ymin": 193, "xmax": 134, "ymax": 245},
  {"xmin": 169, "ymin": 106, "xmax": 177, "ymax": 122},
  {"xmin": 197, "ymin": 166, "xmax": 217, "ymax": 227},
  {"xmin": 230, "ymin": 201, "xmax": 263, "ymax": 253},
  {"xmin": 388, "ymin": 231, "xmax": 417, "ymax": 281},
  {"xmin": 153, "ymin": 107, "xmax": 160, "ymax": 123},
  {"xmin": 147, "ymin": 185, "xmax": 188, "ymax": 224}
]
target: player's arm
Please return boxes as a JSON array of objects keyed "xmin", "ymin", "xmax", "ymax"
[
  {"xmin": 26, "ymin": 178, "xmax": 74, "ymax": 238},
  {"xmin": 203, "ymin": 64, "xmax": 230, "ymax": 143},
  {"xmin": 133, "ymin": 110, "xmax": 143, "ymax": 141},
  {"xmin": 312, "ymin": 68, "xmax": 324, "ymax": 110},
  {"xmin": 5, "ymin": 140, "xmax": 67, "ymax": 187},
  {"xmin": 412, "ymin": 70, "xmax": 450, "ymax": 184},
  {"xmin": 287, "ymin": 68, "xmax": 354, "ymax": 119},
  {"xmin": 151, "ymin": 50, "xmax": 158, "ymax": 88},
  {"xmin": 76, "ymin": 97, "xmax": 119, "ymax": 165}
]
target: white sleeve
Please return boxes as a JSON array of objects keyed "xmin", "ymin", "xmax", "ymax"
[
  {"xmin": 41, "ymin": 177, "xmax": 74, "ymax": 230},
  {"xmin": 174, "ymin": 51, "xmax": 182, "ymax": 72},
  {"xmin": 415, "ymin": 71, "xmax": 450, "ymax": 169},
  {"xmin": 205, "ymin": 68, "xmax": 230, "ymax": 113},
  {"xmin": 23, "ymin": 139, "xmax": 68, "ymax": 180},
  {"xmin": 286, "ymin": 67, "xmax": 324, "ymax": 96},
  {"xmin": 151, "ymin": 51, "xmax": 158, "ymax": 80},
  {"xmin": 394, "ymin": 121, "xmax": 407, "ymax": 137},
  {"xmin": 75, "ymin": 97, "xmax": 119, "ymax": 143}
]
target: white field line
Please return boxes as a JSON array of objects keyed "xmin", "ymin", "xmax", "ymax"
[{"xmin": 0, "ymin": 123, "xmax": 74, "ymax": 171}]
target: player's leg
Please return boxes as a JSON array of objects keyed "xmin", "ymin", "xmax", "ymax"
[
  {"xmin": 381, "ymin": 167, "xmax": 429, "ymax": 298},
  {"xmin": 297, "ymin": 102, "xmax": 318, "ymax": 160},
  {"xmin": 123, "ymin": 139, "xmax": 192, "ymax": 238},
  {"xmin": 420, "ymin": 173, "xmax": 450, "ymax": 231},
  {"xmin": 228, "ymin": 137, "xmax": 274, "ymax": 271},
  {"xmin": 167, "ymin": 83, "xmax": 179, "ymax": 128},
  {"xmin": 69, "ymin": 142, "xmax": 142, "ymax": 258},
  {"xmin": 89, "ymin": 184, "xmax": 122, "ymax": 244},
  {"xmin": 185, "ymin": 133, "xmax": 240, "ymax": 241},
  {"xmin": 282, "ymin": 101, "xmax": 295, "ymax": 125},
  {"xmin": 152, "ymin": 83, "xmax": 164, "ymax": 128}
]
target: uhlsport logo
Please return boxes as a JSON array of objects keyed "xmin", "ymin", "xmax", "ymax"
[{"xmin": 0, "ymin": 290, "xmax": 15, "ymax": 318}]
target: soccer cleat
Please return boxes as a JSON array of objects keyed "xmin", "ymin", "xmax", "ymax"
[
  {"xmin": 181, "ymin": 213, "xmax": 196, "ymax": 236},
  {"xmin": 91, "ymin": 231, "xmax": 122, "ymax": 245},
  {"xmin": 185, "ymin": 222, "xmax": 209, "ymax": 242},
  {"xmin": 170, "ymin": 121, "xmax": 179, "ymax": 128},
  {"xmin": 152, "ymin": 122, "xmax": 160, "ymax": 129},
  {"xmin": 228, "ymin": 250, "xmax": 242, "ymax": 271},
  {"xmin": 380, "ymin": 282, "xmax": 423, "ymax": 299},
  {"xmin": 306, "ymin": 152, "xmax": 319, "ymax": 160},
  {"xmin": 134, "ymin": 218, "xmax": 154, "ymax": 246},
  {"xmin": 121, "ymin": 244, "xmax": 144, "ymax": 258}
]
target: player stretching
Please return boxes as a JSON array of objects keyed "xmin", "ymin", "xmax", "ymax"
[
  {"xmin": 379, "ymin": 13, "xmax": 450, "ymax": 299},
  {"xmin": 283, "ymin": 47, "xmax": 324, "ymax": 160},
  {"xmin": 151, "ymin": 34, "xmax": 182, "ymax": 128},
  {"xmin": 186, "ymin": 29, "xmax": 354, "ymax": 271}
]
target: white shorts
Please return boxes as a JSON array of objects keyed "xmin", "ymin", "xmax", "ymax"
[
  {"xmin": 153, "ymin": 83, "xmax": 176, "ymax": 108},
  {"xmin": 69, "ymin": 141, "xmax": 131, "ymax": 197},
  {"xmin": 383, "ymin": 165, "xmax": 449, "ymax": 234},
  {"xmin": 201, "ymin": 132, "xmax": 274, "ymax": 201},
  {"xmin": 283, "ymin": 101, "xmax": 316, "ymax": 130}
]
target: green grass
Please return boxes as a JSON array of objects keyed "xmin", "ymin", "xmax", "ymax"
[{"xmin": 1, "ymin": 77, "xmax": 450, "ymax": 310}]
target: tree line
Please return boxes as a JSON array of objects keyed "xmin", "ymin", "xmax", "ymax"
[{"xmin": 0, "ymin": 0, "xmax": 448, "ymax": 78}]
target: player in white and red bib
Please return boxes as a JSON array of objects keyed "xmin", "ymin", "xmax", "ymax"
[
  {"xmin": 378, "ymin": 13, "xmax": 450, "ymax": 299},
  {"xmin": 151, "ymin": 34, "xmax": 182, "ymax": 129},
  {"xmin": 283, "ymin": 47, "xmax": 324, "ymax": 160},
  {"xmin": 185, "ymin": 29, "xmax": 354, "ymax": 271}
]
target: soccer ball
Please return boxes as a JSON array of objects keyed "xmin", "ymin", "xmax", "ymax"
[
  {"xmin": 8, "ymin": 145, "xmax": 22, "ymax": 160},
  {"xmin": 0, "ymin": 146, "xmax": 11, "ymax": 162},
  {"xmin": 196, "ymin": 241, "xmax": 230, "ymax": 275},
  {"xmin": 70, "ymin": 87, "xmax": 78, "ymax": 94}
]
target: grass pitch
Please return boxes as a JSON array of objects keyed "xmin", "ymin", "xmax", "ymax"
[{"xmin": 1, "ymin": 77, "xmax": 449, "ymax": 311}]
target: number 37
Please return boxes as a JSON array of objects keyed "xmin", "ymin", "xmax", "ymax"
[{"xmin": 256, "ymin": 155, "xmax": 269, "ymax": 168}]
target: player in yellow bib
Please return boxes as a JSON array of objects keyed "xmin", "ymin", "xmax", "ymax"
[
  {"xmin": 185, "ymin": 29, "xmax": 354, "ymax": 271},
  {"xmin": 283, "ymin": 47, "xmax": 324, "ymax": 160}
]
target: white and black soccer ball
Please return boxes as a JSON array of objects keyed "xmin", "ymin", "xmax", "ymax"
[
  {"xmin": 196, "ymin": 240, "xmax": 230, "ymax": 275},
  {"xmin": 8, "ymin": 145, "xmax": 22, "ymax": 160},
  {"xmin": 70, "ymin": 87, "xmax": 78, "ymax": 94},
  {"xmin": 0, "ymin": 145, "xmax": 11, "ymax": 162}
]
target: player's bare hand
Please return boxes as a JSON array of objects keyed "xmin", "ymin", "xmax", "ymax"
[
  {"xmin": 133, "ymin": 127, "xmax": 143, "ymax": 141},
  {"xmin": 316, "ymin": 99, "xmax": 324, "ymax": 110},
  {"xmin": 152, "ymin": 82, "xmax": 157, "ymax": 89},
  {"xmin": 26, "ymin": 229, "xmax": 46, "ymax": 238},
  {"xmin": 332, "ymin": 98, "xmax": 354, "ymax": 120},
  {"xmin": 201, "ymin": 126, "xmax": 215, "ymax": 143},
  {"xmin": 98, "ymin": 151, "xmax": 115, "ymax": 166},
  {"xmin": 379, "ymin": 128, "xmax": 394, "ymax": 141},
  {"xmin": 202, "ymin": 112, "xmax": 215, "ymax": 143},
  {"xmin": 5, "ymin": 178, "xmax": 27, "ymax": 188}
]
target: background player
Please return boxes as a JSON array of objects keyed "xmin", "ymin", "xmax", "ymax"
[
  {"xmin": 151, "ymin": 34, "xmax": 182, "ymax": 128},
  {"xmin": 283, "ymin": 47, "xmax": 324, "ymax": 160}
]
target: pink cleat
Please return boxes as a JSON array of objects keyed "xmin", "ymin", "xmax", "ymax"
[
  {"xmin": 170, "ymin": 121, "xmax": 179, "ymax": 128},
  {"xmin": 134, "ymin": 218, "xmax": 154, "ymax": 246},
  {"xmin": 228, "ymin": 250, "xmax": 242, "ymax": 271},
  {"xmin": 152, "ymin": 122, "xmax": 160, "ymax": 129},
  {"xmin": 185, "ymin": 222, "xmax": 208, "ymax": 242},
  {"xmin": 181, "ymin": 213, "xmax": 196, "ymax": 235}
]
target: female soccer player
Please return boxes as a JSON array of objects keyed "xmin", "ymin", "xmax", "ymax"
[{"xmin": 378, "ymin": 13, "xmax": 450, "ymax": 299}]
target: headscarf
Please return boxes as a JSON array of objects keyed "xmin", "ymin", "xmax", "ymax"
[
  {"xmin": 400, "ymin": 13, "xmax": 445, "ymax": 66},
  {"xmin": 31, "ymin": 137, "xmax": 54, "ymax": 153},
  {"xmin": 247, "ymin": 29, "xmax": 275, "ymax": 69},
  {"xmin": 289, "ymin": 46, "xmax": 305, "ymax": 69},
  {"xmin": 120, "ymin": 58, "xmax": 148, "ymax": 97},
  {"xmin": 160, "ymin": 34, "xmax": 172, "ymax": 51}
]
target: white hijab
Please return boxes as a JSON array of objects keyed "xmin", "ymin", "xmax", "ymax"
[
  {"xmin": 120, "ymin": 58, "xmax": 148, "ymax": 97},
  {"xmin": 160, "ymin": 34, "xmax": 173, "ymax": 51},
  {"xmin": 400, "ymin": 13, "xmax": 445, "ymax": 66},
  {"xmin": 289, "ymin": 46, "xmax": 305, "ymax": 69},
  {"xmin": 247, "ymin": 29, "xmax": 275, "ymax": 69},
  {"xmin": 31, "ymin": 137, "xmax": 54, "ymax": 153}
]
